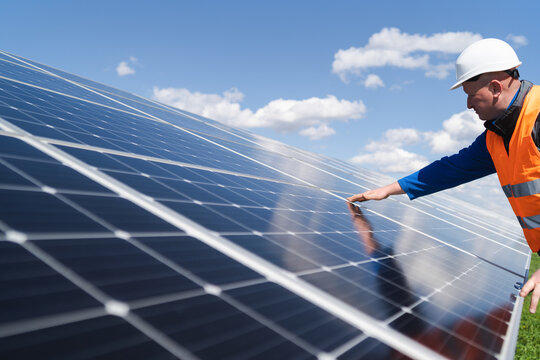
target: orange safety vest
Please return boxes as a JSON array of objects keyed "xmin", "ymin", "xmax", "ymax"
[{"xmin": 486, "ymin": 85, "xmax": 540, "ymax": 252}]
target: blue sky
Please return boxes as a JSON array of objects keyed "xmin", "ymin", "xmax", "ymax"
[{"xmin": 3, "ymin": 0, "xmax": 540, "ymax": 217}]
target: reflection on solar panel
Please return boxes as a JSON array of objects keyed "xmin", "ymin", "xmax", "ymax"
[{"xmin": 0, "ymin": 50, "xmax": 530, "ymax": 359}]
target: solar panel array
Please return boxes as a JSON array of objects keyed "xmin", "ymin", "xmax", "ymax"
[{"xmin": 0, "ymin": 50, "xmax": 530, "ymax": 360}]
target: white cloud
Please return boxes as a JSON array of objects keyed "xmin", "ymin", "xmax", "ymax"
[
  {"xmin": 351, "ymin": 148, "xmax": 429, "ymax": 173},
  {"xmin": 350, "ymin": 110, "xmax": 485, "ymax": 175},
  {"xmin": 364, "ymin": 74, "xmax": 384, "ymax": 88},
  {"xmin": 506, "ymin": 34, "xmax": 528, "ymax": 47},
  {"xmin": 332, "ymin": 28, "xmax": 482, "ymax": 82},
  {"xmin": 116, "ymin": 59, "xmax": 136, "ymax": 76},
  {"xmin": 223, "ymin": 87, "xmax": 244, "ymax": 102},
  {"xmin": 425, "ymin": 110, "xmax": 484, "ymax": 153},
  {"xmin": 351, "ymin": 128, "xmax": 428, "ymax": 173},
  {"xmin": 365, "ymin": 128, "xmax": 423, "ymax": 151},
  {"xmin": 299, "ymin": 123, "xmax": 336, "ymax": 140},
  {"xmin": 153, "ymin": 87, "xmax": 253, "ymax": 126},
  {"xmin": 424, "ymin": 62, "xmax": 455, "ymax": 79},
  {"xmin": 153, "ymin": 87, "xmax": 366, "ymax": 139},
  {"xmin": 252, "ymin": 96, "xmax": 366, "ymax": 131}
]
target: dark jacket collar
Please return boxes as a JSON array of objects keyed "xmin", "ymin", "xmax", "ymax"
[{"xmin": 484, "ymin": 80, "xmax": 533, "ymax": 152}]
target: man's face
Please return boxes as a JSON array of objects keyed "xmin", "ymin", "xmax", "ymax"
[{"xmin": 462, "ymin": 78, "xmax": 497, "ymax": 120}]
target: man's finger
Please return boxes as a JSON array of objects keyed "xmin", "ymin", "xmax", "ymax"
[
  {"xmin": 347, "ymin": 193, "xmax": 365, "ymax": 202},
  {"xmin": 520, "ymin": 278, "xmax": 535, "ymax": 297},
  {"xmin": 530, "ymin": 282, "xmax": 540, "ymax": 313}
]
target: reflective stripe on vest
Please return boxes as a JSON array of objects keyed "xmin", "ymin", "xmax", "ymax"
[
  {"xmin": 502, "ymin": 178, "xmax": 540, "ymax": 198},
  {"xmin": 518, "ymin": 214, "xmax": 540, "ymax": 229}
]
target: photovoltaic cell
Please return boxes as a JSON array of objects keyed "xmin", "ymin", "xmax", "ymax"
[
  {"xmin": 33, "ymin": 237, "xmax": 201, "ymax": 301},
  {"xmin": 0, "ymin": 315, "xmax": 179, "ymax": 360},
  {"xmin": 0, "ymin": 50, "xmax": 530, "ymax": 360},
  {"xmin": 0, "ymin": 241, "xmax": 102, "ymax": 323}
]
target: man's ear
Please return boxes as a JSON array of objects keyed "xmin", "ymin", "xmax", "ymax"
[{"xmin": 489, "ymin": 80, "xmax": 503, "ymax": 99}]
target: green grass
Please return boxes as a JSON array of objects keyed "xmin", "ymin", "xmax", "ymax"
[{"xmin": 515, "ymin": 254, "xmax": 540, "ymax": 359}]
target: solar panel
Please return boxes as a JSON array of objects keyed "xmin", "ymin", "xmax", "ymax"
[{"xmin": 0, "ymin": 50, "xmax": 530, "ymax": 360}]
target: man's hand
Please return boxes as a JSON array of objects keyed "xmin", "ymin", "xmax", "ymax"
[
  {"xmin": 520, "ymin": 267, "xmax": 540, "ymax": 313},
  {"xmin": 347, "ymin": 189, "xmax": 391, "ymax": 202},
  {"xmin": 347, "ymin": 181, "xmax": 405, "ymax": 203}
]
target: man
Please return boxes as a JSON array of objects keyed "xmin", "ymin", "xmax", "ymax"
[{"xmin": 347, "ymin": 38, "xmax": 540, "ymax": 313}]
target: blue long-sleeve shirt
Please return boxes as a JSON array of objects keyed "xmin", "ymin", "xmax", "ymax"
[{"xmin": 398, "ymin": 131, "xmax": 496, "ymax": 199}]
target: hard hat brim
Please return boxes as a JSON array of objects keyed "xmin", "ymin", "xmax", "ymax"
[
  {"xmin": 449, "ymin": 62, "xmax": 522, "ymax": 91},
  {"xmin": 449, "ymin": 80, "xmax": 466, "ymax": 91}
]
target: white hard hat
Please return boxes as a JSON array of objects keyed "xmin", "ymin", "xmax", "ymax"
[{"xmin": 449, "ymin": 38, "xmax": 521, "ymax": 90}]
